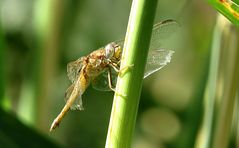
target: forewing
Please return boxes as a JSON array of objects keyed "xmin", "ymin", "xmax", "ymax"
[
  {"xmin": 149, "ymin": 19, "xmax": 180, "ymax": 50},
  {"xmin": 91, "ymin": 68, "xmax": 118, "ymax": 91},
  {"xmin": 67, "ymin": 58, "xmax": 83, "ymax": 83},
  {"xmin": 114, "ymin": 20, "xmax": 178, "ymax": 78},
  {"xmin": 116, "ymin": 19, "xmax": 180, "ymax": 50},
  {"xmin": 90, "ymin": 20, "xmax": 179, "ymax": 89},
  {"xmin": 144, "ymin": 49, "xmax": 174, "ymax": 78}
]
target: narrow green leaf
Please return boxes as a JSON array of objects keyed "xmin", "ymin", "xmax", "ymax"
[{"xmin": 209, "ymin": 0, "xmax": 239, "ymax": 26}]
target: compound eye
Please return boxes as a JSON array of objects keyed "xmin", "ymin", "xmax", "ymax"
[{"xmin": 105, "ymin": 43, "xmax": 115, "ymax": 59}]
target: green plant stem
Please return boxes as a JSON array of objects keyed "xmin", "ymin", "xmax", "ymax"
[
  {"xmin": 212, "ymin": 19, "xmax": 239, "ymax": 148},
  {"xmin": 24, "ymin": 0, "xmax": 62, "ymax": 129},
  {"xmin": 198, "ymin": 14, "xmax": 239, "ymax": 148},
  {"xmin": 105, "ymin": 0, "xmax": 158, "ymax": 147},
  {"xmin": 0, "ymin": 23, "xmax": 9, "ymax": 110},
  {"xmin": 197, "ymin": 14, "xmax": 224, "ymax": 148},
  {"xmin": 0, "ymin": 24, "xmax": 5, "ymax": 107}
]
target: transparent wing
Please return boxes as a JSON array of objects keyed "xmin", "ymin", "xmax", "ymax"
[
  {"xmin": 65, "ymin": 82, "xmax": 84, "ymax": 110},
  {"xmin": 144, "ymin": 49, "xmax": 174, "ymax": 78},
  {"xmin": 91, "ymin": 19, "xmax": 179, "ymax": 91},
  {"xmin": 67, "ymin": 58, "xmax": 83, "ymax": 83},
  {"xmin": 149, "ymin": 19, "xmax": 180, "ymax": 50},
  {"xmin": 116, "ymin": 19, "xmax": 180, "ymax": 50},
  {"xmin": 91, "ymin": 49, "xmax": 174, "ymax": 91},
  {"xmin": 91, "ymin": 67, "xmax": 118, "ymax": 91}
]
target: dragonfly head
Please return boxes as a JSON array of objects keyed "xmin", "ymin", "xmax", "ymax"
[
  {"xmin": 105, "ymin": 42, "xmax": 121, "ymax": 61},
  {"xmin": 105, "ymin": 42, "xmax": 116, "ymax": 60}
]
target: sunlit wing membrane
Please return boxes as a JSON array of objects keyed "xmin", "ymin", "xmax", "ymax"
[
  {"xmin": 91, "ymin": 49, "xmax": 174, "ymax": 91},
  {"xmin": 65, "ymin": 84, "xmax": 77, "ymax": 110},
  {"xmin": 150, "ymin": 19, "xmax": 180, "ymax": 50},
  {"xmin": 65, "ymin": 84, "xmax": 74, "ymax": 102},
  {"xmin": 144, "ymin": 49, "xmax": 174, "ymax": 78},
  {"xmin": 67, "ymin": 58, "xmax": 83, "ymax": 83},
  {"xmin": 116, "ymin": 19, "xmax": 180, "ymax": 51},
  {"xmin": 65, "ymin": 80, "xmax": 84, "ymax": 110},
  {"xmin": 69, "ymin": 95, "xmax": 83, "ymax": 110},
  {"xmin": 92, "ymin": 19, "xmax": 179, "ymax": 91}
]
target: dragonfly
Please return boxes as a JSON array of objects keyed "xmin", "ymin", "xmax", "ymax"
[{"xmin": 50, "ymin": 19, "xmax": 179, "ymax": 131}]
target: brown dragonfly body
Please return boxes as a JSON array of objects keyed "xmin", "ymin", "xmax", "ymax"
[
  {"xmin": 50, "ymin": 19, "xmax": 179, "ymax": 131},
  {"xmin": 50, "ymin": 43, "xmax": 121, "ymax": 131}
]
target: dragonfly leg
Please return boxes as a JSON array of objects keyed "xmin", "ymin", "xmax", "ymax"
[
  {"xmin": 109, "ymin": 61, "xmax": 134, "ymax": 77},
  {"xmin": 118, "ymin": 64, "xmax": 134, "ymax": 77},
  {"xmin": 107, "ymin": 68, "xmax": 127, "ymax": 97},
  {"xmin": 107, "ymin": 67, "xmax": 116, "ymax": 92},
  {"xmin": 109, "ymin": 62, "xmax": 120, "ymax": 73}
]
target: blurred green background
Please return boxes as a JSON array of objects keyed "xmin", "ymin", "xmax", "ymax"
[{"xmin": 0, "ymin": 0, "xmax": 238, "ymax": 148}]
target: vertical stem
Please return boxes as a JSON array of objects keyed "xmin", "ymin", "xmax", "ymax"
[
  {"xmin": 31, "ymin": 0, "xmax": 63, "ymax": 130},
  {"xmin": 197, "ymin": 14, "xmax": 224, "ymax": 148},
  {"xmin": 105, "ymin": 0, "xmax": 158, "ymax": 147},
  {"xmin": 0, "ymin": 23, "xmax": 6, "ymax": 107},
  {"xmin": 197, "ymin": 14, "xmax": 239, "ymax": 148},
  {"xmin": 212, "ymin": 19, "xmax": 239, "ymax": 148}
]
